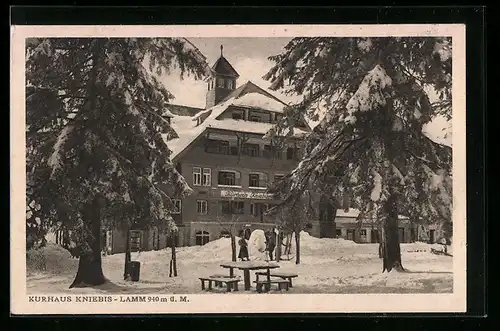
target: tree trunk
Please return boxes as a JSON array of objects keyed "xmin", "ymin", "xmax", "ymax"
[
  {"xmin": 380, "ymin": 194, "xmax": 404, "ymax": 273},
  {"xmin": 172, "ymin": 245, "xmax": 177, "ymax": 277},
  {"xmin": 294, "ymin": 230, "xmax": 300, "ymax": 265},
  {"xmin": 230, "ymin": 235, "xmax": 237, "ymax": 262},
  {"xmin": 69, "ymin": 200, "xmax": 106, "ymax": 288},
  {"xmin": 169, "ymin": 233, "xmax": 177, "ymax": 277},
  {"xmin": 124, "ymin": 229, "xmax": 131, "ymax": 280}
]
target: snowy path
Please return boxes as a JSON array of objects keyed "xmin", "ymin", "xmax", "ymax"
[{"xmin": 27, "ymin": 235, "xmax": 453, "ymax": 295}]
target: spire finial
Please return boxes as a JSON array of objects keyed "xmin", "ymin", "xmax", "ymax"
[{"xmin": 220, "ymin": 45, "xmax": 223, "ymax": 57}]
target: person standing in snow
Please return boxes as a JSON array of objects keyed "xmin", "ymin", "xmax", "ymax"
[
  {"xmin": 238, "ymin": 236, "xmax": 250, "ymax": 261},
  {"xmin": 265, "ymin": 230, "xmax": 276, "ymax": 261}
]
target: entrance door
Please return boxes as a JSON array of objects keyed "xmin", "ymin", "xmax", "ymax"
[
  {"xmin": 429, "ymin": 230, "xmax": 435, "ymax": 244},
  {"xmin": 100, "ymin": 230, "xmax": 107, "ymax": 253},
  {"xmin": 371, "ymin": 229, "xmax": 379, "ymax": 243},
  {"xmin": 346, "ymin": 229, "xmax": 355, "ymax": 241}
]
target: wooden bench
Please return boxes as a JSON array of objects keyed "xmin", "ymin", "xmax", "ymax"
[
  {"xmin": 199, "ymin": 277, "xmax": 240, "ymax": 292},
  {"xmin": 209, "ymin": 274, "xmax": 238, "ymax": 287},
  {"xmin": 255, "ymin": 271, "xmax": 299, "ymax": 287},
  {"xmin": 253, "ymin": 279, "xmax": 290, "ymax": 293}
]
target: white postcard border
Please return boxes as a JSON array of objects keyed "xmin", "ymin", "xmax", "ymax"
[{"xmin": 10, "ymin": 24, "xmax": 467, "ymax": 314}]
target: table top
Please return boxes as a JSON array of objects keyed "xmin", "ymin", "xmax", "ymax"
[{"xmin": 220, "ymin": 261, "xmax": 280, "ymax": 270}]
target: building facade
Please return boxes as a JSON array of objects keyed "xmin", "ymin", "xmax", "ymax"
[
  {"xmin": 169, "ymin": 48, "xmax": 312, "ymax": 247},
  {"xmin": 92, "ymin": 47, "xmax": 446, "ymax": 253}
]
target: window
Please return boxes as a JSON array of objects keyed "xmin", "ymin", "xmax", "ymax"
[
  {"xmin": 335, "ymin": 229, "xmax": 342, "ymax": 238},
  {"xmin": 217, "ymin": 77, "xmax": 225, "ymax": 88},
  {"xmin": 220, "ymin": 141, "xmax": 230, "ymax": 154},
  {"xmin": 242, "ymin": 143, "xmax": 260, "ymax": 157},
  {"xmin": 193, "ymin": 167, "xmax": 202, "ymax": 186},
  {"xmin": 264, "ymin": 145, "xmax": 281, "ymax": 159},
  {"xmin": 202, "ymin": 168, "xmax": 211, "ymax": 186},
  {"xmin": 171, "ymin": 199, "xmax": 181, "ymax": 214},
  {"xmin": 197, "ymin": 200, "xmax": 208, "ymax": 214},
  {"xmin": 195, "ymin": 231, "xmax": 210, "ymax": 246},
  {"xmin": 274, "ymin": 174, "xmax": 285, "ymax": 182},
  {"xmin": 220, "ymin": 201, "xmax": 245, "ymax": 214},
  {"xmin": 232, "ymin": 112, "xmax": 242, "ymax": 120},
  {"xmin": 218, "ymin": 170, "xmax": 240, "ymax": 186},
  {"xmin": 249, "ymin": 174, "xmax": 259, "ymax": 187},
  {"xmin": 226, "ymin": 80, "xmax": 234, "ymax": 90},
  {"xmin": 286, "ymin": 147, "xmax": 299, "ymax": 160},
  {"xmin": 229, "ymin": 146, "xmax": 238, "ymax": 155},
  {"xmin": 360, "ymin": 229, "xmax": 367, "ymax": 241},
  {"xmin": 205, "ymin": 139, "xmax": 229, "ymax": 154},
  {"xmin": 249, "ymin": 115, "xmax": 261, "ymax": 122},
  {"xmin": 249, "ymin": 172, "xmax": 268, "ymax": 188},
  {"xmin": 219, "ymin": 231, "xmax": 231, "ymax": 238}
]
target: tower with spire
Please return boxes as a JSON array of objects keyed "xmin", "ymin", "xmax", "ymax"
[{"xmin": 205, "ymin": 45, "xmax": 240, "ymax": 109}]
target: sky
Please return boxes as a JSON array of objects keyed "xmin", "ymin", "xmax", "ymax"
[
  {"xmin": 158, "ymin": 37, "xmax": 451, "ymax": 146},
  {"xmin": 159, "ymin": 37, "xmax": 298, "ymax": 109}
]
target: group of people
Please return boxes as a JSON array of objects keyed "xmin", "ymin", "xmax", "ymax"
[{"xmin": 237, "ymin": 228, "xmax": 279, "ymax": 262}]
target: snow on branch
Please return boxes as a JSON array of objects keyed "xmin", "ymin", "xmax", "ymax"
[
  {"xmin": 344, "ymin": 65, "xmax": 393, "ymax": 124},
  {"xmin": 47, "ymin": 124, "xmax": 74, "ymax": 177}
]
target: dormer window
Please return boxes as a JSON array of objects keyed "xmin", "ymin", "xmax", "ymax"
[
  {"xmin": 249, "ymin": 115, "xmax": 261, "ymax": 122},
  {"xmin": 232, "ymin": 112, "xmax": 242, "ymax": 120},
  {"xmin": 227, "ymin": 79, "xmax": 234, "ymax": 90}
]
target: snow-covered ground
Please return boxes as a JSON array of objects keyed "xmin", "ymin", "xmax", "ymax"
[{"xmin": 26, "ymin": 232, "xmax": 453, "ymax": 295}]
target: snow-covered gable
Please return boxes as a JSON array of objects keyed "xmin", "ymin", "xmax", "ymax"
[
  {"xmin": 232, "ymin": 92, "xmax": 287, "ymax": 113},
  {"xmin": 336, "ymin": 208, "xmax": 409, "ymax": 221}
]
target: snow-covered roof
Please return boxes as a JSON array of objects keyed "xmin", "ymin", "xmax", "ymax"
[
  {"xmin": 336, "ymin": 208, "xmax": 409, "ymax": 220},
  {"xmin": 164, "ymin": 82, "xmax": 310, "ymax": 161},
  {"xmin": 207, "ymin": 118, "xmax": 308, "ymax": 137},
  {"xmin": 232, "ymin": 91, "xmax": 287, "ymax": 113},
  {"xmin": 163, "ymin": 113, "xmax": 203, "ymax": 159},
  {"xmin": 161, "ymin": 108, "xmax": 174, "ymax": 118},
  {"xmin": 217, "ymin": 81, "xmax": 289, "ymax": 114}
]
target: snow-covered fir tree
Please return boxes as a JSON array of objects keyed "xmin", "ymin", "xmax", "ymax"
[
  {"xmin": 25, "ymin": 38, "xmax": 210, "ymax": 287},
  {"xmin": 264, "ymin": 37, "xmax": 452, "ymax": 272}
]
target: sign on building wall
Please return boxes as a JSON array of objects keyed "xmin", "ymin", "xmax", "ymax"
[
  {"xmin": 129, "ymin": 230, "xmax": 142, "ymax": 252},
  {"xmin": 220, "ymin": 190, "xmax": 274, "ymax": 200}
]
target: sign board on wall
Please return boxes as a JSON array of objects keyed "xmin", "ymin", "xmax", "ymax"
[
  {"xmin": 220, "ymin": 190, "xmax": 274, "ymax": 200},
  {"xmin": 129, "ymin": 230, "xmax": 142, "ymax": 252}
]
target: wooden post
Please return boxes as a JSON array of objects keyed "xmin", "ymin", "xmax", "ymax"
[{"xmin": 243, "ymin": 269, "xmax": 251, "ymax": 291}]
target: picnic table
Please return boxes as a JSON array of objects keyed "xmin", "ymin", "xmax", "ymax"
[{"xmin": 220, "ymin": 261, "xmax": 280, "ymax": 291}]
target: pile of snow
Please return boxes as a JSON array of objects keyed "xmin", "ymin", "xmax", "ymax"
[
  {"xmin": 176, "ymin": 237, "xmax": 237, "ymax": 262},
  {"xmin": 26, "ymin": 244, "xmax": 77, "ymax": 276},
  {"xmin": 233, "ymin": 92, "xmax": 287, "ymax": 113},
  {"xmin": 300, "ymin": 231, "xmax": 358, "ymax": 250}
]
